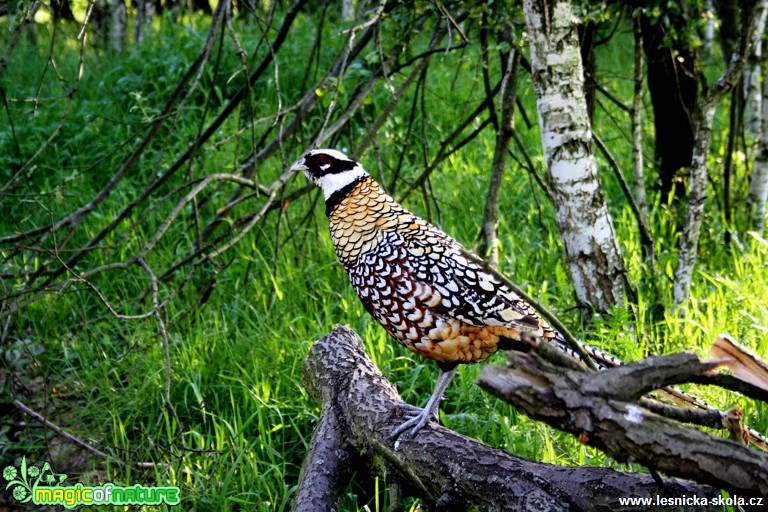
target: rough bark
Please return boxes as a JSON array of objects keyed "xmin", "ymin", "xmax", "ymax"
[
  {"xmin": 478, "ymin": 350, "xmax": 768, "ymax": 498},
  {"xmin": 671, "ymin": 104, "xmax": 720, "ymax": 307},
  {"xmin": 748, "ymin": 70, "xmax": 768, "ymax": 233},
  {"xmin": 296, "ymin": 326, "xmax": 723, "ymax": 511},
  {"xmin": 593, "ymin": 134, "xmax": 653, "ymax": 259},
  {"xmin": 743, "ymin": 0, "xmax": 767, "ymax": 135},
  {"xmin": 631, "ymin": 15, "xmax": 649, "ymax": 231},
  {"xmin": 747, "ymin": 1, "xmax": 768, "ymax": 232},
  {"xmin": 293, "ymin": 405, "xmax": 355, "ymax": 510},
  {"xmin": 673, "ymin": 3, "xmax": 757, "ymax": 308},
  {"xmin": 522, "ymin": 0, "xmax": 627, "ymax": 314}
]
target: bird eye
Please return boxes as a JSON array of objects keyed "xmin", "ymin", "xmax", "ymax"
[{"xmin": 315, "ymin": 154, "xmax": 331, "ymax": 167}]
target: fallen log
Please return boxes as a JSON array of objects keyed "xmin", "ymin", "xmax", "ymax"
[
  {"xmin": 295, "ymin": 325, "xmax": 723, "ymax": 511},
  {"xmin": 477, "ymin": 349, "xmax": 768, "ymax": 497}
]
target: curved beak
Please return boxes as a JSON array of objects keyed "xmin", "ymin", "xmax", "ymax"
[{"xmin": 290, "ymin": 156, "xmax": 307, "ymax": 173}]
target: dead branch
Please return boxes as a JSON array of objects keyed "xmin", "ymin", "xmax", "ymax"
[
  {"xmin": 293, "ymin": 405, "xmax": 355, "ymax": 509},
  {"xmin": 11, "ymin": 399, "xmax": 209, "ymax": 473},
  {"xmin": 3, "ymin": 7, "xmax": 487, "ymax": 477},
  {"xmin": 13, "ymin": 399, "xmax": 112, "ymax": 460},
  {"xmin": 477, "ymin": 349, "xmax": 768, "ymax": 497},
  {"xmin": 396, "ymin": 106, "xmax": 498, "ymax": 203},
  {"xmin": 297, "ymin": 325, "xmax": 722, "ymax": 511},
  {"xmin": 0, "ymin": 2, "xmax": 42, "ymax": 81},
  {"xmin": 2, "ymin": 2, "xmax": 460, "ymax": 332},
  {"xmin": 593, "ymin": 132, "xmax": 654, "ymax": 253},
  {"xmin": 691, "ymin": 373, "xmax": 768, "ymax": 404},
  {"xmin": 709, "ymin": 334, "xmax": 768, "ymax": 393},
  {"xmin": 480, "ymin": 45, "xmax": 520, "ymax": 268}
]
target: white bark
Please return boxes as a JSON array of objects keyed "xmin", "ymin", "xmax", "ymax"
[
  {"xmin": 673, "ymin": 6, "xmax": 757, "ymax": 308},
  {"xmin": 747, "ymin": 1, "xmax": 768, "ymax": 233},
  {"xmin": 135, "ymin": 0, "xmax": 155, "ymax": 44},
  {"xmin": 704, "ymin": 0, "xmax": 717, "ymax": 56},
  {"xmin": 522, "ymin": 0, "xmax": 626, "ymax": 314},
  {"xmin": 632, "ymin": 16, "xmax": 649, "ymax": 228},
  {"xmin": 110, "ymin": 0, "xmax": 126, "ymax": 51},
  {"xmin": 342, "ymin": 0, "xmax": 357, "ymax": 21},
  {"xmin": 672, "ymin": 101, "xmax": 718, "ymax": 308},
  {"xmin": 744, "ymin": 0, "xmax": 767, "ymax": 135},
  {"xmin": 748, "ymin": 69, "xmax": 768, "ymax": 233},
  {"xmin": 744, "ymin": 65, "xmax": 762, "ymax": 136}
]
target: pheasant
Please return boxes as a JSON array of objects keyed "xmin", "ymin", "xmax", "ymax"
[
  {"xmin": 291, "ymin": 148, "xmax": 577, "ymax": 438},
  {"xmin": 291, "ymin": 148, "xmax": 768, "ymax": 446}
]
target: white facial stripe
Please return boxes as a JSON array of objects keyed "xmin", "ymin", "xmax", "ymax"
[
  {"xmin": 315, "ymin": 164, "xmax": 368, "ymax": 199},
  {"xmin": 309, "ymin": 148, "xmax": 352, "ymax": 161}
]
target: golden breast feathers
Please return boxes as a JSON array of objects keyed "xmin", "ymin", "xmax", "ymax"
[{"xmin": 328, "ymin": 179, "xmax": 550, "ymax": 364}]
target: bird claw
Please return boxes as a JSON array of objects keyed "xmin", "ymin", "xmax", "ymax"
[
  {"xmin": 392, "ymin": 402, "xmax": 421, "ymax": 416},
  {"xmin": 388, "ymin": 403, "xmax": 439, "ymax": 445}
]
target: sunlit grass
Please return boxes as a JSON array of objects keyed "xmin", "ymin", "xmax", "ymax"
[{"xmin": 2, "ymin": 12, "xmax": 767, "ymax": 512}]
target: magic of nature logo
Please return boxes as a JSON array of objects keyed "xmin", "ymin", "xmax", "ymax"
[{"xmin": 3, "ymin": 456, "xmax": 180, "ymax": 508}]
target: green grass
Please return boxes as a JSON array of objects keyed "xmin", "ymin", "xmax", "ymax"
[{"xmin": 2, "ymin": 10, "xmax": 767, "ymax": 512}]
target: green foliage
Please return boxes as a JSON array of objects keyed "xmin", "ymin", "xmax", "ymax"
[
  {"xmin": 632, "ymin": 0, "xmax": 710, "ymax": 52},
  {"xmin": 1, "ymin": 5, "xmax": 767, "ymax": 511}
]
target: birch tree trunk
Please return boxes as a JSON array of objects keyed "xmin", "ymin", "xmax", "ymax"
[
  {"xmin": 631, "ymin": 15, "xmax": 649, "ymax": 230},
  {"xmin": 342, "ymin": 0, "xmax": 357, "ymax": 21},
  {"xmin": 522, "ymin": 0, "xmax": 626, "ymax": 314},
  {"xmin": 135, "ymin": 0, "xmax": 156, "ymax": 44},
  {"xmin": 673, "ymin": 5, "xmax": 756, "ymax": 308},
  {"xmin": 748, "ymin": 69, "xmax": 768, "ymax": 233},
  {"xmin": 671, "ymin": 109, "xmax": 720, "ymax": 308},
  {"xmin": 743, "ymin": 0, "xmax": 766, "ymax": 135},
  {"xmin": 704, "ymin": 0, "xmax": 717, "ymax": 56},
  {"xmin": 111, "ymin": 0, "xmax": 127, "ymax": 51},
  {"xmin": 747, "ymin": 1, "xmax": 768, "ymax": 233}
]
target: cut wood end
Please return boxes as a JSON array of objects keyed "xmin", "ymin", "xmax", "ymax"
[
  {"xmin": 700, "ymin": 356, "xmax": 737, "ymax": 371},
  {"xmin": 709, "ymin": 334, "xmax": 768, "ymax": 393}
]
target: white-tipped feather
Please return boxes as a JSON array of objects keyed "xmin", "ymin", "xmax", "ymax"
[{"xmin": 295, "ymin": 147, "xmax": 768, "ymax": 449}]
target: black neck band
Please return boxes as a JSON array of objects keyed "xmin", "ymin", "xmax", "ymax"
[{"xmin": 325, "ymin": 177, "xmax": 366, "ymax": 216}]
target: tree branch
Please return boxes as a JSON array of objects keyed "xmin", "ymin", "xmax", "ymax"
[
  {"xmin": 478, "ymin": 349, "xmax": 768, "ymax": 497},
  {"xmin": 297, "ymin": 325, "xmax": 722, "ymax": 510}
]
